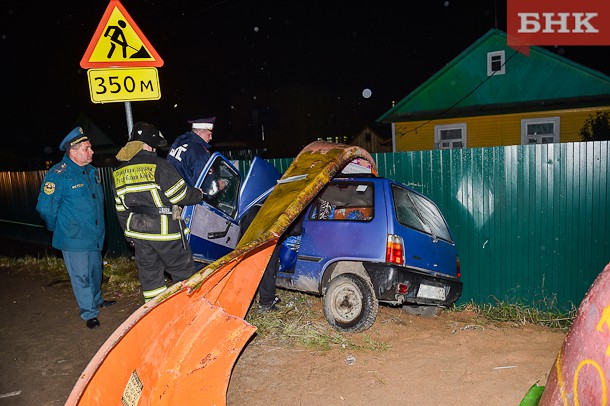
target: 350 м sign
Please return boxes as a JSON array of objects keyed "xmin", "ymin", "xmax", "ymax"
[{"xmin": 87, "ymin": 67, "xmax": 161, "ymax": 103}]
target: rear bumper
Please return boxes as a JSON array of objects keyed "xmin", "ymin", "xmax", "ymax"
[{"xmin": 366, "ymin": 263, "xmax": 462, "ymax": 306}]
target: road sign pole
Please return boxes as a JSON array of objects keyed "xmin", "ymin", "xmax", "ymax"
[{"xmin": 124, "ymin": 101, "xmax": 133, "ymax": 138}]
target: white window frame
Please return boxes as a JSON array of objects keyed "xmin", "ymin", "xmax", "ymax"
[
  {"xmin": 434, "ymin": 123, "xmax": 467, "ymax": 150},
  {"xmin": 520, "ymin": 117, "xmax": 560, "ymax": 145},
  {"xmin": 487, "ymin": 51, "xmax": 505, "ymax": 76}
]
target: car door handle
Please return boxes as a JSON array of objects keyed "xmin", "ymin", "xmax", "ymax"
[{"xmin": 208, "ymin": 221, "xmax": 232, "ymax": 239}]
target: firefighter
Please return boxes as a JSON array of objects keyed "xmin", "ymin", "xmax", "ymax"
[{"xmin": 112, "ymin": 122, "xmax": 204, "ymax": 302}]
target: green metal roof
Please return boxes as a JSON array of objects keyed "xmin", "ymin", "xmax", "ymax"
[{"xmin": 377, "ymin": 29, "xmax": 610, "ymax": 123}]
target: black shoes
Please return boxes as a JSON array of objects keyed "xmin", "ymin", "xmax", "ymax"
[
  {"xmin": 99, "ymin": 300, "xmax": 117, "ymax": 308},
  {"xmin": 258, "ymin": 303, "xmax": 279, "ymax": 314},
  {"xmin": 86, "ymin": 317, "xmax": 100, "ymax": 329},
  {"xmin": 258, "ymin": 296, "xmax": 281, "ymax": 314},
  {"xmin": 86, "ymin": 300, "xmax": 114, "ymax": 328}
]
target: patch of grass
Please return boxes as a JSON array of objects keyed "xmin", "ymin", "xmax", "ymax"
[
  {"xmin": 246, "ymin": 290, "xmax": 389, "ymax": 352},
  {"xmin": 0, "ymin": 255, "xmax": 68, "ymax": 280},
  {"xmin": 0, "ymin": 255, "xmax": 141, "ymax": 295},
  {"xmin": 452, "ymin": 298, "xmax": 576, "ymax": 331},
  {"xmin": 102, "ymin": 257, "xmax": 140, "ymax": 294}
]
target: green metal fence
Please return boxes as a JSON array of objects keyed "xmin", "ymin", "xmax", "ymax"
[
  {"xmin": 1, "ymin": 141, "xmax": 608, "ymax": 311},
  {"xmin": 373, "ymin": 142, "xmax": 610, "ymax": 311}
]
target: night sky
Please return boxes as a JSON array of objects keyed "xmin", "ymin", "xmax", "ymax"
[{"xmin": 1, "ymin": 0, "xmax": 608, "ymax": 161}]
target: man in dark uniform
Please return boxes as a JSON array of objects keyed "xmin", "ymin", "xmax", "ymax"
[
  {"xmin": 167, "ymin": 117, "xmax": 217, "ymax": 187},
  {"xmin": 112, "ymin": 122, "xmax": 205, "ymax": 302},
  {"xmin": 36, "ymin": 127, "xmax": 115, "ymax": 329}
]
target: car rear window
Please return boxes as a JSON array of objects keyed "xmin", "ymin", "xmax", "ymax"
[
  {"xmin": 310, "ymin": 182, "xmax": 374, "ymax": 221},
  {"xmin": 392, "ymin": 185, "xmax": 453, "ymax": 242}
]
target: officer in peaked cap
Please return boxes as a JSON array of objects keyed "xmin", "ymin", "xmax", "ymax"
[
  {"xmin": 59, "ymin": 126, "xmax": 90, "ymax": 152},
  {"xmin": 167, "ymin": 116, "xmax": 219, "ymax": 187},
  {"xmin": 130, "ymin": 122, "xmax": 168, "ymax": 149},
  {"xmin": 37, "ymin": 126, "xmax": 115, "ymax": 330},
  {"xmin": 188, "ymin": 117, "xmax": 216, "ymax": 131}
]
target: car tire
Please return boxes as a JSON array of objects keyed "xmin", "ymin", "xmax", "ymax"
[
  {"xmin": 323, "ymin": 273, "xmax": 378, "ymax": 333},
  {"xmin": 403, "ymin": 304, "xmax": 443, "ymax": 317}
]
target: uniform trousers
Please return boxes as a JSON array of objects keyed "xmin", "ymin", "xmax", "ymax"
[
  {"xmin": 62, "ymin": 250, "xmax": 103, "ymax": 321},
  {"xmin": 133, "ymin": 238, "xmax": 198, "ymax": 300}
]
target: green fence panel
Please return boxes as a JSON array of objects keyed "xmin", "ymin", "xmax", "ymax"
[
  {"xmin": 99, "ymin": 168, "xmax": 131, "ymax": 257},
  {"xmin": 372, "ymin": 142, "xmax": 610, "ymax": 311},
  {"xmin": 0, "ymin": 170, "xmax": 50, "ymax": 246},
  {"xmin": 1, "ymin": 142, "xmax": 608, "ymax": 311}
]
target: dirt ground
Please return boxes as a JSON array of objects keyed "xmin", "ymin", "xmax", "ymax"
[{"xmin": 0, "ymin": 245, "xmax": 567, "ymax": 405}]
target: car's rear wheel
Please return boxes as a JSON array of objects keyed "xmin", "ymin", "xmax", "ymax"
[
  {"xmin": 323, "ymin": 273, "xmax": 378, "ymax": 333},
  {"xmin": 403, "ymin": 304, "xmax": 443, "ymax": 317}
]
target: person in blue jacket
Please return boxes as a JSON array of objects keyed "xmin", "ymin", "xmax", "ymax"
[
  {"xmin": 167, "ymin": 117, "xmax": 217, "ymax": 187},
  {"xmin": 36, "ymin": 127, "xmax": 115, "ymax": 329}
]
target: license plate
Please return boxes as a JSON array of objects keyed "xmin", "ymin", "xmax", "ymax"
[{"xmin": 417, "ymin": 284, "xmax": 446, "ymax": 300}]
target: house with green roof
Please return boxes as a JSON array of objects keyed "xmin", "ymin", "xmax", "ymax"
[{"xmin": 376, "ymin": 29, "xmax": 610, "ymax": 151}]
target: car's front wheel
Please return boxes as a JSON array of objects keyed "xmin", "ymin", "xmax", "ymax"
[{"xmin": 323, "ymin": 274, "xmax": 378, "ymax": 333}]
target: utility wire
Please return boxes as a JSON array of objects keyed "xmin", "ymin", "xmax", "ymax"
[{"xmin": 399, "ymin": 48, "xmax": 520, "ymax": 136}]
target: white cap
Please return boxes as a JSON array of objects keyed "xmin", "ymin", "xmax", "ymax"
[{"xmin": 192, "ymin": 122, "xmax": 214, "ymax": 130}]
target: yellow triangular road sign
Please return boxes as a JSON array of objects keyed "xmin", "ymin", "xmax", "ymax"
[{"xmin": 81, "ymin": 0, "xmax": 163, "ymax": 68}]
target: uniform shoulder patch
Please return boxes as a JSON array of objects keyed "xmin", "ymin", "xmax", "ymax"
[
  {"xmin": 43, "ymin": 182, "xmax": 56, "ymax": 195},
  {"xmin": 53, "ymin": 163, "xmax": 67, "ymax": 173}
]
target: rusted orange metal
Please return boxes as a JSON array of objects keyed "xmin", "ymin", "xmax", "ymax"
[
  {"xmin": 539, "ymin": 261, "xmax": 610, "ymax": 406},
  {"xmin": 66, "ymin": 141, "xmax": 377, "ymax": 405}
]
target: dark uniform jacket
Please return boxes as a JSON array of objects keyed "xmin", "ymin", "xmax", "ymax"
[
  {"xmin": 112, "ymin": 149, "xmax": 202, "ymax": 242},
  {"xmin": 166, "ymin": 131, "xmax": 212, "ymax": 187},
  {"xmin": 36, "ymin": 155, "xmax": 105, "ymax": 252}
]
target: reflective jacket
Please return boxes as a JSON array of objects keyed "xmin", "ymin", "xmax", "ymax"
[
  {"xmin": 166, "ymin": 131, "xmax": 212, "ymax": 187},
  {"xmin": 112, "ymin": 150, "xmax": 203, "ymax": 242},
  {"xmin": 36, "ymin": 155, "xmax": 105, "ymax": 251}
]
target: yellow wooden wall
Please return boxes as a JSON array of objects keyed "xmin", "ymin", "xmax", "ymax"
[{"xmin": 394, "ymin": 106, "xmax": 610, "ymax": 151}]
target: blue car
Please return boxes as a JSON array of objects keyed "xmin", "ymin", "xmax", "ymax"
[
  {"xmin": 186, "ymin": 154, "xmax": 461, "ymax": 333},
  {"xmin": 274, "ymin": 175, "xmax": 462, "ymax": 332}
]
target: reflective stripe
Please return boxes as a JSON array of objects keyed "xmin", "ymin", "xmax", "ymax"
[
  {"xmin": 115, "ymin": 183, "xmax": 160, "ymax": 196},
  {"xmin": 114, "ymin": 195, "xmax": 127, "ymax": 212},
  {"xmin": 143, "ymin": 285, "xmax": 167, "ymax": 302},
  {"xmin": 151, "ymin": 189, "xmax": 163, "ymax": 207},
  {"xmin": 160, "ymin": 215, "xmax": 168, "ymax": 235},
  {"xmin": 165, "ymin": 179, "xmax": 186, "ymax": 199},
  {"xmin": 169, "ymin": 187, "xmax": 188, "ymax": 204},
  {"xmin": 125, "ymin": 230, "xmax": 181, "ymax": 241}
]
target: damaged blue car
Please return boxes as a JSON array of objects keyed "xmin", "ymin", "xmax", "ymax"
[{"xmin": 186, "ymin": 152, "xmax": 462, "ymax": 333}]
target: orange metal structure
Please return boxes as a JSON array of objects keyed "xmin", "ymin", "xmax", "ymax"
[
  {"xmin": 539, "ymin": 261, "xmax": 610, "ymax": 405},
  {"xmin": 66, "ymin": 141, "xmax": 377, "ymax": 405}
]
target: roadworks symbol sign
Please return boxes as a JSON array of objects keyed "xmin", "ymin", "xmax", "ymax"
[{"xmin": 80, "ymin": 0, "xmax": 163, "ymax": 69}]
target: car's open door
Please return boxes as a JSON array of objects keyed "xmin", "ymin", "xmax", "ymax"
[
  {"xmin": 183, "ymin": 153, "xmax": 282, "ymax": 264},
  {"xmin": 182, "ymin": 153, "xmax": 242, "ymax": 263}
]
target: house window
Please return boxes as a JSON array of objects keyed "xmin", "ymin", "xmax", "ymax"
[
  {"xmin": 434, "ymin": 124, "xmax": 467, "ymax": 150},
  {"xmin": 521, "ymin": 117, "xmax": 560, "ymax": 144},
  {"xmin": 487, "ymin": 51, "xmax": 505, "ymax": 76}
]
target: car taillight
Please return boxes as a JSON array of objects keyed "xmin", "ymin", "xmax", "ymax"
[
  {"xmin": 397, "ymin": 282, "xmax": 410, "ymax": 294},
  {"xmin": 457, "ymin": 256, "xmax": 461, "ymax": 279},
  {"xmin": 386, "ymin": 234, "xmax": 404, "ymax": 265}
]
